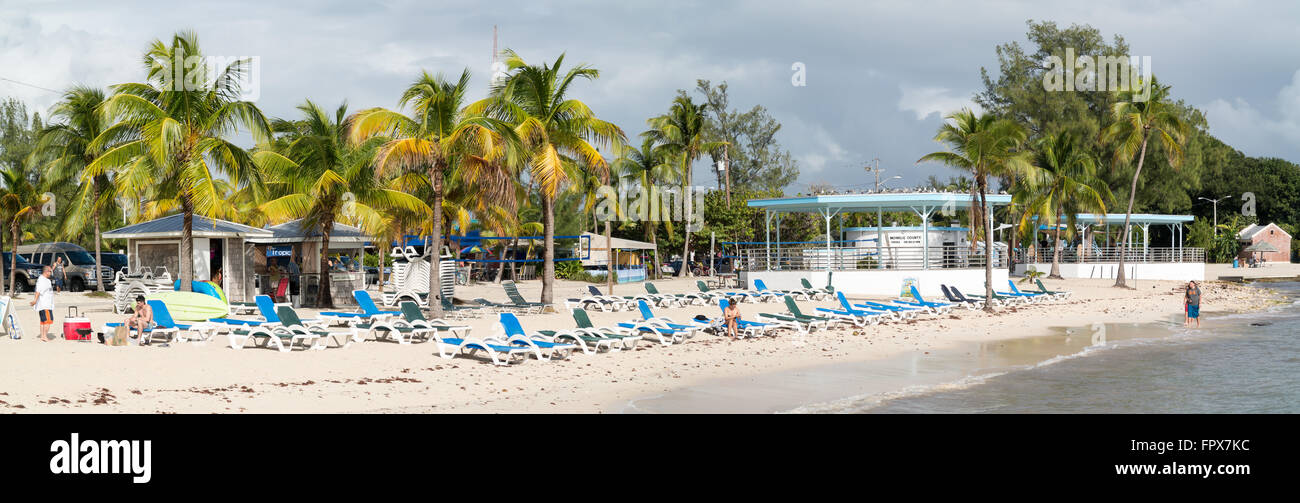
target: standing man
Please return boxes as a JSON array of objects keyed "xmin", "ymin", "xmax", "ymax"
[
  {"xmin": 1184, "ymin": 280, "xmax": 1202, "ymax": 328},
  {"xmin": 53, "ymin": 256, "xmax": 67, "ymax": 292},
  {"xmin": 30, "ymin": 265, "xmax": 55, "ymax": 342}
]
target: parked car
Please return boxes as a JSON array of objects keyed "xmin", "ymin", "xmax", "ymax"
[
  {"xmin": 100, "ymin": 252, "xmax": 129, "ymax": 274},
  {"xmin": 17, "ymin": 242, "xmax": 115, "ymax": 292},
  {"xmin": 0, "ymin": 252, "xmax": 44, "ymax": 292}
]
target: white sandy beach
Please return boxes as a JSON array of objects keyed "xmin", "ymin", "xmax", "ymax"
[{"xmin": 0, "ymin": 268, "xmax": 1286, "ymax": 413}]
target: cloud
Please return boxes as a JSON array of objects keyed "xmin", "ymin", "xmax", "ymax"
[
  {"xmin": 896, "ymin": 85, "xmax": 980, "ymax": 121},
  {"xmin": 1201, "ymin": 69, "xmax": 1300, "ymax": 158}
]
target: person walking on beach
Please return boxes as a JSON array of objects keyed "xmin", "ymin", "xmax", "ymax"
[
  {"xmin": 53, "ymin": 256, "xmax": 67, "ymax": 292},
  {"xmin": 30, "ymin": 265, "xmax": 55, "ymax": 342},
  {"xmin": 723, "ymin": 299, "xmax": 741, "ymax": 340},
  {"xmin": 1184, "ymin": 280, "xmax": 1202, "ymax": 328}
]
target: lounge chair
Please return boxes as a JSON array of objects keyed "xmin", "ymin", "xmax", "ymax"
[
  {"xmin": 984, "ymin": 283, "xmax": 1035, "ymax": 305},
  {"xmin": 103, "ymin": 300, "xmax": 211, "ymax": 345},
  {"xmin": 835, "ymin": 292, "xmax": 898, "ymax": 321},
  {"xmin": 275, "ymin": 306, "xmax": 360, "ymax": 349},
  {"xmin": 438, "ymin": 295, "xmax": 486, "ymax": 319},
  {"xmin": 853, "ymin": 299, "xmax": 923, "ymax": 319},
  {"xmin": 894, "ymin": 286, "xmax": 955, "ymax": 314},
  {"xmin": 589, "ymin": 285, "xmax": 668, "ymax": 309},
  {"xmin": 255, "ymin": 295, "xmax": 328, "ymax": 327},
  {"xmin": 696, "ymin": 280, "xmax": 760, "ymax": 302},
  {"xmin": 782, "ymin": 296, "xmax": 852, "ymax": 327},
  {"xmin": 753, "ymin": 279, "xmax": 809, "ymax": 301},
  {"xmin": 940, "ymin": 285, "xmax": 983, "ymax": 309},
  {"xmin": 501, "ymin": 281, "xmax": 553, "ymax": 313},
  {"xmin": 814, "ymin": 292, "xmax": 883, "ymax": 326},
  {"xmin": 432, "ymin": 333, "xmax": 536, "ymax": 366},
  {"xmin": 950, "ymin": 285, "xmax": 1009, "ymax": 307},
  {"xmin": 496, "ymin": 312, "xmax": 578, "ymax": 360},
  {"xmin": 796, "ymin": 278, "xmax": 831, "ymax": 300},
  {"xmin": 1034, "ymin": 278, "xmax": 1072, "ymax": 300},
  {"xmin": 615, "ymin": 321, "xmax": 688, "ymax": 345},
  {"xmin": 645, "ymin": 282, "xmax": 707, "ymax": 306},
  {"xmin": 1007, "ymin": 280, "xmax": 1051, "ymax": 303},
  {"xmin": 563, "ymin": 286, "xmax": 628, "ymax": 312},
  {"xmin": 319, "ymin": 290, "xmax": 401, "ymax": 324},
  {"xmin": 398, "ymin": 302, "xmax": 471, "ymax": 338},
  {"xmin": 633, "ymin": 300, "xmax": 703, "ymax": 338},
  {"xmin": 563, "ymin": 308, "xmax": 642, "ymax": 350}
]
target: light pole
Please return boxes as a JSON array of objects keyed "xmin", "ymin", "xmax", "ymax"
[{"xmin": 1198, "ymin": 196, "xmax": 1232, "ymax": 236}]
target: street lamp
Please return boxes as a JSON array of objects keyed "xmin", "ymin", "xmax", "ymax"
[{"xmin": 1198, "ymin": 196, "xmax": 1232, "ymax": 236}]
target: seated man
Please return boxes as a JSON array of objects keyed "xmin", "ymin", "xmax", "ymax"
[{"xmin": 124, "ymin": 295, "xmax": 154, "ymax": 340}]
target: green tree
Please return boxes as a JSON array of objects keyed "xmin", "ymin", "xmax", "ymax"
[
  {"xmin": 469, "ymin": 50, "xmax": 624, "ymax": 303},
  {"xmin": 1100, "ymin": 76, "xmax": 1188, "ymax": 288},
  {"xmin": 918, "ymin": 109, "xmax": 1033, "ymax": 311},
  {"xmin": 0, "ymin": 165, "xmax": 45, "ymax": 294},
  {"xmin": 90, "ymin": 31, "xmax": 286, "ymax": 291},
  {"xmin": 694, "ymin": 81, "xmax": 799, "ymax": 193},
  {"xmin": 350, "ymin": 69, "xmax": 517, "ymax": 316},
  {"xmin": 261, "ymin": 100, "xmax": 426, "ymax": 307},
  {"xmin": 1018, "ymin": 132, "xmax": 1111, "ymax": 278},
  {"xmin": 31, "ymin": 86, "xmax": 113, "ymax": 291},
  {"xmin": 645, "ymin": 95, "xmax": 720, "ymax": 277}
]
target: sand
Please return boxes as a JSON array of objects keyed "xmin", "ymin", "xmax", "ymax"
[{"xmin": 0, "ymin": 270, "xmax": 1283, "ymax": 413}]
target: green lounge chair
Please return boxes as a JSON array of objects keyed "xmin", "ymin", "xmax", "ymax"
[{"xmin": 1034, "ymin": 278, "xmax": 1073, "ymax": 300}]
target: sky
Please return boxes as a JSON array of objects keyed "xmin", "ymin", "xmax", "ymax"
[{"xmin": 2, "ymin": 0, "xmax": 1298, "ymax": 193}]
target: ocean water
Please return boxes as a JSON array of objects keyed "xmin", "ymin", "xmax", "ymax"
[{"xmin": 856, "ymin": 282, "xmax": 1300, "ymax": 414}]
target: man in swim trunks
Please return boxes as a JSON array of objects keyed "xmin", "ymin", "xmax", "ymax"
[
  {"xmin": 1184, "ymin": 280, "xmax": 1201, "ymax": 328},
  {"xmin": 124, "ymin": 295, "xmax": 153, "ymax": 340},
  {"xmin": 30, "ymin": 266, "xmax": 55, "ymax": 341}
]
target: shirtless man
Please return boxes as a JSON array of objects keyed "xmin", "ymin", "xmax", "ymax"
[{"xmin": 125, "ymin": 295, "xmax": 153, "ymax": 340}]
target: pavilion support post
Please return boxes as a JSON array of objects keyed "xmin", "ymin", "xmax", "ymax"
[
  {"xmin": 764, "ymin": 210, "xmax": 772, "ymax": 271},
  {"xmin": 775, "ymin": 212, "xmax": 781, "ymax": 270},
  {"xmin": 876, "ymin": 207, "xmax": 883, "ymax": 270},
  {"xmin": 823, "ymin": 209, "xmax": 833, "ymax": 272}
]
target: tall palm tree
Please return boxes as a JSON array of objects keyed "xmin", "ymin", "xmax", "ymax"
[
  {"xmin": 261, "ymin": 100, "xmax": 426, "ymax": 307},
  {"xmin": 644, "ymin": 95, "xmax": 721, "ymax": 277},
  {"xmin": 30, "ymin": 86, "xmax": 112, "ymax": 291},
  {"xmin": 349, "ymin": 69, "xmax": 517, "ymax": 317},
  {"xmin": 1018, "ymin": 133, "xmax": 1112, "ymax": 278},
  {"xmin": 468, "ymin": 50, "xmax": 624, "ymax": 304},
  {"xmin": 918, "ymin": 108, "xmax": 1032, "ymax": 312},
  {"xmin": 1100, "ymin": 77, "xmax": 1187, "ymax": 288},
  {"xmin": 88, "ymin": 31, "xmax": 287, "ymax": 291},
  {"xmin": 0, "ymin": 165, "xmax": 45, "ymax": 294},
  {"xmin": 614, "ymin": 136, "xmax": 677, "ymax": 277}
]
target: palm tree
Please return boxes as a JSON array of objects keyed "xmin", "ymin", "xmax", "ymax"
[
  {"xmin": 468, "ymin": 50, "xmax": 624, "ymax": 304},
  {"xmin": 614, "ymin": 136, "xmax": 677, "ymax": 277},
  {"xmin": 349, "ymin": 69, "xmax": 517, "ymax": 317},
  {"xmin": 260, "ymin": 100, "xmax": 426, "ymax": 307},
  {"xmin": 1100, "ymin": 77, "xmax": 1188, "ymax": 288},
  {"xmin": 0, "ymin": 165, "xmax": 45, "ymax": 294},
  {"xmin": 1018, "ymin": 132, "xmax": 1112, "ymax": 278},
  {"xmin": 89, "ymin": 31, "xmax": 287, "ymax": 291},
  {"xmin": 918, "ymin": 108, "xmax": 1032, "ymax": 312},
  {"xmin": 644, "ymin": 95, "xmax": 721, "ymax": 277},
  {"xmin": 30, "ymin": 86, "xmax": 113, "ymax": 291}
]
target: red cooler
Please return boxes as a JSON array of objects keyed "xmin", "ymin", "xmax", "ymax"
[{"xmin": 63, "ymin": 306, "xmax": 93, "ymax": 341}]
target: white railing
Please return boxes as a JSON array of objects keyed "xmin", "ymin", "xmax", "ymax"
[
  {"xmin": 729, "ymin": 244, "xmax": 1006, "ymax": 271},
  {"xmin": 1016, "ymin": 246, "xmax": 1205, "ymax": 264}
]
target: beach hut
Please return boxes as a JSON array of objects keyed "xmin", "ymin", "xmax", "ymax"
[
  {"xmin": 1236, "ymin": 223, "xmax": 1291, "ymax": 264},
  {"xmin": 102, "ymin": 214, "xmax": 272, "ymax": 303},
  {"xmin": 580, "ymin": 232, "xmax": 654, "ymax": 283},
  {"xmin": 247, "ymin": 219, "xmax": 373, "ymax": 305}
]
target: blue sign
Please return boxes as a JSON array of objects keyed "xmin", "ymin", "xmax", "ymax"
[{"xmin": 267, "ymin": 246, "xmax": 292, "ymax": 257}]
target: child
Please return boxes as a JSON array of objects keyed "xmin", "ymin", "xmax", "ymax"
[{"xmin": 1184, "ymin": 280, "xmax": 1201, "ymax": 328}]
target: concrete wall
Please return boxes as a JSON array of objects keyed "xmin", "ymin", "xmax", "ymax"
[
  {"xmin": 741, "ymin": 268, "xmax": 1009, "ymax": 298},
  {"xmin": 1016, "ymin": 262, "xmax": 1204, "ymax": 281}
]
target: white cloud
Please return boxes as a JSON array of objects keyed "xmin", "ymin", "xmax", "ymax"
[
  {"xmin": 1201, "ymin": 69, "xmax": 1300, "ymax": 158},
  {"xmin": 896, "ymin": 85, "xmax": 980, "ymax": 121},
  {"xmin": 0, "ymin": 14, "xmax": 138, "ymax": 112}
]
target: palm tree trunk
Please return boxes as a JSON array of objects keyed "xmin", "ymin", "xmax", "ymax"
[
  {"xmin": 1050, "ymin": 221, "xmax": 1063, "ymax": 279},
  {"xmin": 317, "ymin": 218, "xmax": 333, "ymax": 308},
  {"xmin": 494, "ymin": 242, "xmax": 506, "ymax": 283},
  {"xmin": 93, "ymin": 180, "xmax": 104, "ymax": 292},
  {"xmin": 1115, "ymin": 131, "xmax": 1150, "ymax": 288},
  {"xmin": 429, "ymin": 166, "xmax": 444, "ymax": 318},
  {"xmin": 541, "ymin": 195, "xmax": 555, "ymax": 304},
  {"xmin": 510, "ymin": 237, "xmax": 519, "ymax": 281},
  {"xmin": 180, "ymin": 197, "xmax": 194, "ymax": 292},
  {"xmin": 678, "ymin": 161, "xmax": 691, "ymax": 277},
  {"xmin": 9, "ymin": 223, "xmax": 18, "ymax": 296},
  {"xmin": 979, "ymin": 174, "xmax": 995, "ymax": 313}
]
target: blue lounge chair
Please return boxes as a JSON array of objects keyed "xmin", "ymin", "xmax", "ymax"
[
  {"xmin": 894, "ymin": 286, "xmax": 954, "ymax": 314},
  {"xmin": 719, "ymin": 298, "xmax": 782, "ymax": 337},
  {"xmin": 853, "ymin": 299, "xmax": 923, "ymax": 319},
  {"xmin": 1007, "ymin": 280, "xmax": 1050, "ymax": 303},
  {"xmin": 814, "ymin": 292, "xmax": 883, "ymax": 326},
  {"xmin": 255, "ymin": 295, "xmax": 327, "ymax": 327},
  {"xmin": 497, "ymin": 313, "xmax": 577, "ymax": 360},
  {"xmin": 753, "ymin": 279, "xmax": 808, "ymax": 301},
  {"xmin": 104, "ymin": 300, "xmax": 210, "ymax": 345},
  {"xmin": 634, "ymin": 300, "xmax": 703, "ymax": 338},
  {"xmin": 696, "ymin": 281, "xmax": 760, "ymax": 302},
  {"xmin": 320, "ymin": 290, "xmax": 401, "ymax": 323}
]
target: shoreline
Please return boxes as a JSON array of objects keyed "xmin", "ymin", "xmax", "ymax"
[{"xmin": 0, "ymin": 276, "xmax": 1282, "ymax": 413}]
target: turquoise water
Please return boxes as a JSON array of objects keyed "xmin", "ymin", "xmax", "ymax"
[{"xmin": 861, "ymin": 282, "xmax": 1300, "ymax": 414}]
